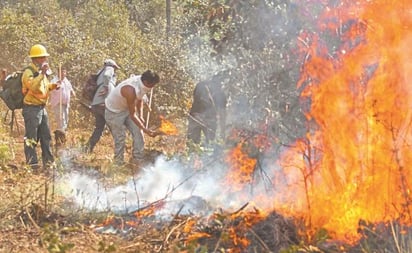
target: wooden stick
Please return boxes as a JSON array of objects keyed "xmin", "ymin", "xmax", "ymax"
[
  {"xmin": 140, "ymin": 100, "xmax": 145, "ymax": 139},
  {"xmin": 25, "ymin": 206, "xmax": 40, "ymax": 230},
  {"xmin": 230, "ymin": 202, "xmax": 249, "ymax": 215},
  {"xmin": 248, "ymin": 228, "xmax": 271, "ymax": 252},
  {"xmin": 58, "ymin": 63, "xmax": 62, "ymax": 130},
  {"xmin": 145, "ymin": 88, "xmax": 153, "ymax": 128},
  {"xmin": 155, "ymin": 217, "xmax": 188, "ymax": 252}
]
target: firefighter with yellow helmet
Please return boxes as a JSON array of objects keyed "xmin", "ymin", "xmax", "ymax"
[{"xmin": 22, "ymin": 44, "xmax": 59, "ymax": 172}]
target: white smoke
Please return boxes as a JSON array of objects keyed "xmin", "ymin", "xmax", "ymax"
[{"xmin": 57, "ymin": 151, "xmax": 281, "ymax": 216}]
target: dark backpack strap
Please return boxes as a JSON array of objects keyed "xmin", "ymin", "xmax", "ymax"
[
  {"xmin": 95, "ymin": 67, "xmax": 106, "ymax": 87},
  {"xmin": 24, "ymin": 65, "xmax": 37, "ymax": 75},
  {"xmin": 21, "ymin": 66, "xmax": 38, "ymax": 95}
]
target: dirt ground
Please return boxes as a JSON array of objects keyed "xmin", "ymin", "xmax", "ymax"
[{"xmin": 0, "ymin": 110, "xmax": 189, "ymax": 253}]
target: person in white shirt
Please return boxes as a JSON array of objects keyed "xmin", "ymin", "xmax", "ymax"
[
  {"xmin": 50, "ymin": 69, "xmax": 75, "ymax": 131},
  {"xmin": 105, "ymin": 70, "xmax": 160, "ymax": 165}
]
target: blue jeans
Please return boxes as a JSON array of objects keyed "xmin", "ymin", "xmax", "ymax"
[
  {"xmin": 22, "ymin": 105, "xmax": 54, "ymax": 168},
  {"xmin": 105, "ymin": 109, "xmax": 145, "ymax": 163}
]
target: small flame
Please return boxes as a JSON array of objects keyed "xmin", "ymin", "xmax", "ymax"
[
  {"xmin": 183, "ymin": 208, "xmax": 267, "ymax": 252},
  {"xmin": 186, "ymin": 232, "xmax": 211, "ymax": 242},
  {"xmin": 158, "ymin": 115, "xmax": 178, "ymax": 136},
  {"xmin": 133, "ymin": 201, "xmax": 165, "ymax": 219},
  {"xmin": 228, "ymin": 209, "xmax": 267, "ymax": 251},
  {"xmin": 101, "ymin": 215, "xmax": 115, "ymax": 226}
]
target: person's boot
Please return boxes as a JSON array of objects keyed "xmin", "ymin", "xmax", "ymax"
[{"xmin": 30, "ymin": 163, "xmax": 41, "ymax": 174}]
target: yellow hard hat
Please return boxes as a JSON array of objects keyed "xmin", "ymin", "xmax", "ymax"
[{"xmin": 29, "ymin": 44, "xmax": 50, "ymax": 58}]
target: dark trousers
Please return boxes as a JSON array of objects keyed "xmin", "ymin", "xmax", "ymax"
[
  {"xmin": 22, "ymin": 105, "xmax": 54, "ymax": 168},
  {"xmin": 86, "ymin": 105, "xmax": 106, "ymax": 152},
  {"xmin": 187, "ymin": 114, "xmax": 217, "ymax": 145}
]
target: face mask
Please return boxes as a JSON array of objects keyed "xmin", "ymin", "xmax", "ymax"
[
  {"xmin": 140, "ymin": 82, "xmax": 152, "ymax": 93},
  {"xmin": 138, "ymin": 82, "xmax": 152, "ymax": 97}
]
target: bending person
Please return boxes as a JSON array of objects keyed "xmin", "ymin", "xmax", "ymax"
[{"xmin": 105, "ymin": 70, "xmax": 161, "ymax": 166}]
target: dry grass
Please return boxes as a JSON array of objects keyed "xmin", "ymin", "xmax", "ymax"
[
  {"xmin": 0, "ymin": 106, "xmax": 190, "ymax": 252},
  {"xmin": 1, "ymin": 107, "xmax": 412, "ymax": 253}
]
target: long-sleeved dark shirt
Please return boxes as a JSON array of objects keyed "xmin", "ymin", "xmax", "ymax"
[{"xmin": 189, "ymin": 79, "xmax": 227, "ymax": 120}]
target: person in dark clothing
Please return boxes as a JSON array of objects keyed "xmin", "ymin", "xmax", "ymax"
[
  {"xmin": 85, "ymin": 59, "xmax": 119, "ymax": 153},
  {"xmin": 187, "ymin": 74, "xmax": 227, "ymax": 146}
]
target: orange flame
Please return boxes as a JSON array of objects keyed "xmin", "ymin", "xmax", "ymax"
[
  {"xmin": 183, "ymin": 208, "xmax": 267, "ymax": 252},
  {"xmin": 183, "ymin": 218, "xmax": 196, "ymax": 233},
  {"xmin": 276, "ymin": 0, "xmax": 412, "ymax": 242},
  {"xmin": 186, "ymin": 232, "xmax": 212, "ymax": 242},
  {"xmin": 223, "ymin": 129, "xmax": 273, "ymax": 191},
  {"xmin": 183, "ymin": 218, "xmax": 212, "ymax": 244},
  {"xmin": 224, "ymin": 142, "xmax": 257, "ymax": 191},
  {"xmin": 101, "ymin": 215, "xmax": 115, "ymax": 226},
  {"xmin": 227, "ymin": 208, "xmax": 267, "ymax": 252},
  {"xmin": 133, "ymin": 201, "xmax": 165, "ymax": 219},
  {"xmin": 158, "ymin": 115, "xmax": 178, "ymax": 136}
]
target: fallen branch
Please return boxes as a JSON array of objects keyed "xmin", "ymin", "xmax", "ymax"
[
  {"xmin": 25, "ymin": 206, "xmax": 40, "ymax": 231},
  {"xmin": 156, "ymin": 217, "xmax": 190, "ymax": 252},
  {"xmin": 230, "ymin": 202, "xmax": 249, "ymax": 216},
  {"xmin": 248, "ymin": 228, "xmax": 272, "ymax": 252}
]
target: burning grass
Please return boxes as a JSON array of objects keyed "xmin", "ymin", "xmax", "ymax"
[
  {"xmin": 0, "ymin": 124, "xmax": 411, "ymax": 253},
  {"xmin": 0, "ymin": 111, "xmax": 410, "ymax": 252}
]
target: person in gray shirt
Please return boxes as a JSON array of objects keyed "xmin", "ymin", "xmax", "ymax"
[{"xmin": 85, "ymin": 59, "xmax": 120, "ymax": 153}]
